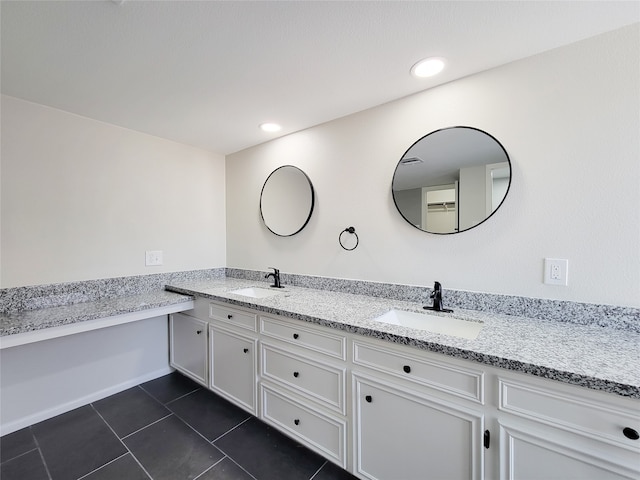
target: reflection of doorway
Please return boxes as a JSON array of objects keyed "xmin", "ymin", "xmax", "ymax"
[
  {"xmin": 486, "ymin": 162, "xmax": 510, "ymax": 213},
  {"xmin": 422, "ymin": 183, "xmax": 458, "ymax": 233}
]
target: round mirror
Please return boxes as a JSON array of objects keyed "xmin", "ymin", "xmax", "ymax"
[
  {"xmin": 392, "ymin": 126, "xmax": 511, "ymax": 234},
  {"xmin": 260, "ymin": 165, "xmax": 315, "ymax": 236}
]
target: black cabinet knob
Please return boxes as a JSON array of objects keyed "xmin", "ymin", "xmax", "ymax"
[
  {"xmin": 365, "ymin": 395, "xmax": 372, "ymax": 403},
  {"xmin": 623, "ymin": 427, "xmax": 639, "ymax": 440},
  {"xmin": 243, "ymin": 348, "xmax": 249, "ymax": 353},
  {"xmin": 227, "ymin": 314, "xmax": 233, "ymax": 319},
  {"xmin": 293, "ymin": 371, "xmax": 299, "ymax": 378},
  {"xmin": 294, "ymin": 419, "xmax": 300, "ymax": 426},
  {"xmin": 293, "ymin": 333, "xmax": 299, "ymax": 339},
  {"xmin": 196, "ymin": 330, "xmax": 202, "ymax": 335},
  {"xmin": 403, "ymin": 365, "xmax": 411, "ymax": 374}
]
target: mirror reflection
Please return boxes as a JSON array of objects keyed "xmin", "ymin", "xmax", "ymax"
[
  {"xmin": 260, "ymin": 165, "xmax": 315, "ymax": 236},
  {"xmin": 392, "ymin": 126, "xmax": 511, "ymax": 234}
]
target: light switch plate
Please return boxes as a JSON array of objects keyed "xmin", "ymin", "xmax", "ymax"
[
  {"xmin": 544, "ymin": 258, "xmax": 568, "ymax": 285},
  {"xmin": 145, "ymin": 250, "xmax": 163, "ymax": 266}
]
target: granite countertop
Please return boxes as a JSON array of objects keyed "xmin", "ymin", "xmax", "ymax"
[
  {"xmin": 165, "ymin": 278, "xmax": 640, "ymax": 399},
  {"xmin": 1, "ymin": 275, "xmax": 638, "ymax": 398},
  {"xmin": 0, "ymin": 290, "xmax": 194, "ymax": 337}
]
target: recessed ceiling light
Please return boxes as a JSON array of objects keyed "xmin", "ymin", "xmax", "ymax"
[
  {"xmin": 260, "ymin": 123, "xmax": 282, "ymax": 132},
  {"xmin": 411, "ymin": 57, "xmax": 446, "ymax": 78}
]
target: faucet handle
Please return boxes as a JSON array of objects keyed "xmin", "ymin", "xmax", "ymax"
[{"xmin": 430, "ymin": 281, "xmax": 441, "ymax": 298}]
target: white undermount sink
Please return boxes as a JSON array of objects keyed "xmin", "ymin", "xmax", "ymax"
[
  {"xmin": 229, "ymin": 287, "xmax": 284, "ymax": 298},
  {"xmin": 372, "ymin": 309, "xmax": 483, "ymax": 340}
]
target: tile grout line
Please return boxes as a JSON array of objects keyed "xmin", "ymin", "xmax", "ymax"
[
  {"xmin": 29, "ymin": 426, "xmax": 53, "ymax": 480},
  {"xmin": 119, "ymin": 413, "xmax": 174, "ymax": 441},
  {"xmin": 191, "ymin": 455, "xmax": 257, "ymax": 480},
  {"xmin": 157, "ymin": 385, "xmax": 252, "ymax": 447},
  {"xmin": 134, "ymin": 384, "xmax": 178, "ymax": 410},
  {"xmin": 106, "ymin": 378, "xmax": 246, "ymax": 479},
  {"xmin": 209, "ymin": 415, "xmax": 253, "ymax": 444},
  {"xmin": 75, "ymin": 452, "xmax": 129, "ymax": 480},
  {"xmin": 139, "ymin": 383, "xmax": 201, "ymax": 407},
  {"xmin": 192, "ymin": 456, "xmax": 227, "ymax": 480},
  {"xmin": 161, "ymin": 404, "xmax": 228, "ymax": 459},
  {"xmin": 159, "ymin": 388, "xmax": 258, "ymax": 479},
  {"xmin": 0, "ymin": 446, "xmax": 39, "ymax": 465},
  {"xmin": 165, "ymin": 387, "xmax": 202, "ymax": 405},
  {"xmin": 90, "ymin": 404, "xmax": 154, "ymax": 480},
  {"xmin": 309, "ymin": 460, "xmax": 328, "ymax": 480},
  {"xmin": 204, "ymin": 417, "xmax": 259, "ymax": 480},
  {"xmin": 138, "ymin": 389, "xmax": 241, "ymax": 479}
]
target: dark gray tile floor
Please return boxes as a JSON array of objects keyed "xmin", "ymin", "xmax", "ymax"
[{"xmin": 0, "ymin": 372, "xmax": 357, "ymax": 480}]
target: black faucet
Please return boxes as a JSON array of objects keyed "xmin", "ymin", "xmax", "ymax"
[
  {"xmin": 265, "ymin": 267, "xmax": 283, "ymax": 288},
  {"xmin": 423, "ymin": 281, "xmax": 453, "ymax": 313}
]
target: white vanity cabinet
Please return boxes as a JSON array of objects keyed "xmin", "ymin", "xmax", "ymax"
[
  {"xmin": 352, "ymin": 337, "xmax": 486, "ymax": 480},
  {"xmin": 496, "ymin": 374, "xmax": 640, "ymax": 480},
  {"xmin": 208, "ymin": 302, "xmax": 258, "ymax": 415},
  {"xmin": 169, "ymin": 298, "xmax": 639, "ymax": 480},
  {"xmin": 169, "ymin": 312, "xmax": 208, "ymax": 386},
  {"xmin": 259, "ymin": 315, "xmax": 349, "ymax": 468}
]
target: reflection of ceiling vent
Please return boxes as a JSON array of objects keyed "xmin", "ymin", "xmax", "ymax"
[{"xmin": 400, "ymin": 156, "xmax": 423, "ymax": 165}]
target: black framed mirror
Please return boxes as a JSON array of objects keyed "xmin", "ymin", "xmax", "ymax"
[
  {"xmin": 392, "ymin": 126, "xmax": 511, "ymax": 234},
  {"xmin": 260, "ymin": 165, "xmax": 315, "ymax": 236}
]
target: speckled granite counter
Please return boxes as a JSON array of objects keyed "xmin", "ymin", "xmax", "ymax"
[
  {"xmin": 0, "ymin": 290, "xmax": 193, "ymax": 337},
  {"xmin": 166, "ymin": 277, "xmax": 640, "ymax": 399},
  {"xmin": 0, "ymin": 269, "xmax": 226, "ymax": 344}
]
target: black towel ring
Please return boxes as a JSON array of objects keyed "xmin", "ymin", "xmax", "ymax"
[{"xmin": 339, "ymin": 226, "xmax": 359, "ymax": 251}]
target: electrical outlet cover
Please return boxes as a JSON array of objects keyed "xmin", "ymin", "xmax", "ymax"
[
  {"xmin": 544, "ymin": 258, "xmax": 568, "ymax": 286},
  {"xmin": 145, "ymin": 250, "xmax": 163, "ymax": 266}
]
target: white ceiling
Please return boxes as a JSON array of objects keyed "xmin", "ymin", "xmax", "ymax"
[{"xmin": 2, "ymin": 1, "xmax": 638, "ymax": 155}]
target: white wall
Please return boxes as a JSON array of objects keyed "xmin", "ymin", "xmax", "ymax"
[
  {"xmin": 226, "ymin": 25, "xmax": 640, "ymax": 308},
  {"xmin": 1, "ymin": 96, "xmax": 226, "ymax": 287}
]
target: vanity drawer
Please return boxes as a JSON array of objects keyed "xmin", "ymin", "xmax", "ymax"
[
  {"xmin": 353, "ymin": 339, "xmax": 483, "ymax": 403},
  {"xmin": 261, "ymin": 343, "xmax": 345, "ymax": 414},
  {"xmin": 260, "ymin": 316, "xmax": 346, "ymax": 360},
  {"xmin": 209, "ymin": 303, "xmax": 257, "ymax": 331},
  {"xmin": 261, "ymin": 384, "xmax": 346, "ymax": 467},
  {"xmin": 499, "ymin": 378, "xmax": 640, "ymax": 449}
]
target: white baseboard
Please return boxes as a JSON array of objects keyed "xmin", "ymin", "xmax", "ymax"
[{"xmin": 0, "ymin": 366, "xmax": 174, "ymax": 436}]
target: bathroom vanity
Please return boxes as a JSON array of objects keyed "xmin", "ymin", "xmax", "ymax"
[{"xmin": 167, "ymin": 279, "xmax": 640, "ymax": 480}]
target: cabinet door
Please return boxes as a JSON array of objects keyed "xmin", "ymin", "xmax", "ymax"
[
  {"xmin": 354, "ymin": 374, "xmax": 484, "ymax": 480},
  {"xmin": 497, "ymin": 377, "xmax": 640, "ymax": 480},
  {"xmin": 499, "ymin": 420, "xmax": 639, "ymax": 480},
  {"xmin": 210, "ymin": 325, "xmax": 257, "ymax": 414},
  {"xmin": 170, "ymin": 313, "xmax": 208, "ymax": 386}
]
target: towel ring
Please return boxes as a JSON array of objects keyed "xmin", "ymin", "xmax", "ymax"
[{"xmin": 339, "ymin": 226, "xmax": 359, "ymax": 251}]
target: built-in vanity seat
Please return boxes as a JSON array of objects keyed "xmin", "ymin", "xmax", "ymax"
[
  {"xmin": 0, "ymin": 275, "xmax": 198, "ymax": 436},
  {"xmin": 0, "ymin": 290, "xmax": 193, "ymax": 349},
  {"xmin": 165, "ymin": 277, "xmax": 640, "ymax": 480}
]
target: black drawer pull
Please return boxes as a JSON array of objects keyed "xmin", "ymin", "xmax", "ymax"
[
  {"xmin": 196, "ymin": 330, "xmax": 202, "ymax": 335},
  {"xmin": 293, "ymin": 371, "xmax": 299, "ymax": 378},
  {"xmin": 294, "ymin": 419, "xmax": 300, "ymax": 426},
  {"xmin": 243, "ymin": 348, "xmax": 249, "ymax": 353},
  {"xmin": 227, "ymin": 314, "xmax": 233, "ymax": 319},
  {"xmin": 403, "ymin": 365, "xmax": 411, "ymax": 374},
  {"xmin": 365, "ymin": 395, "xmax": 372, "ymax": 403},
  {"xmin": 623, "ymin": 427, "xmax": 639, "ymax": 440},
  {"xmin": 293, "ymin": 333, "xmax": 299, "ymax": 339}
]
